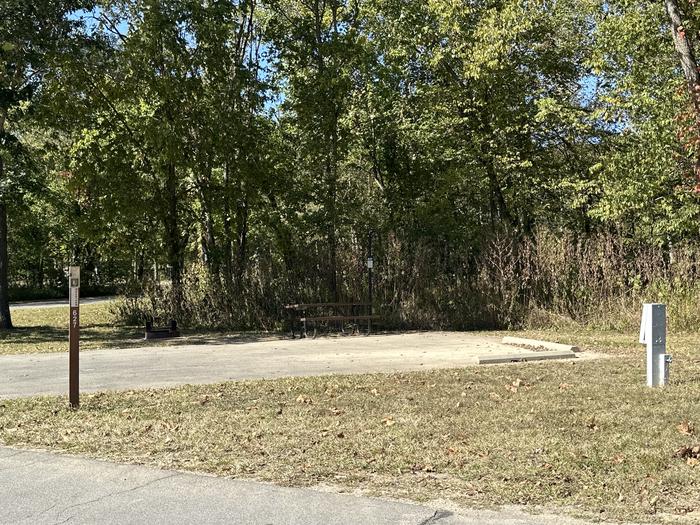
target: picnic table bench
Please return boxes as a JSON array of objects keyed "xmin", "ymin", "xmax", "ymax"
[
  {"xmin": 284, "ymin": 302, "xmax": 380, "ymax": 338},
  {"xmin": 144, "ymin": 319, "xmax": 180, "ymax": 340}
]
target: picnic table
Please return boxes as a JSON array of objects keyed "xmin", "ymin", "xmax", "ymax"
[{"xmin": 284, "ymin": 302, "xmax": 380, "ymax": 338}]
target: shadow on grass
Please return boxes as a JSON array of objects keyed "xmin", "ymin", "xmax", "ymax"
[
  {"xmin": 0, "ymin": 324, "xmax": 291, "ymax": 351},
  {"xmin": 0, "ymin": 325, "xmax": 143, "ymax": 348}
]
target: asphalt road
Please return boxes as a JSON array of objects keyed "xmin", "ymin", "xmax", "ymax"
[
  {"xmin": 0, "ymin": 447, "xmax": 614, "ymax": 525},
  {"xmin": 0, "ymin": 332, "xmax": 560, "ymax": 399}
]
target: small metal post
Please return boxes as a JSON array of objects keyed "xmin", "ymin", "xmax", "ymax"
[
  {"xmin": 69, "ymin": 266, "xmax": 80, "ymax": 408},
  {"xmin": 640, "ymin": 303, "xmax": 669, "ymax": 387}
]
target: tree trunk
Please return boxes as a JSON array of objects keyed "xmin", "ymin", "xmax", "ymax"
[
  {"xmin": 311, "ymin": 0, "xmax": 339, "ymax": 302},
  {"xmin": 328, "ymin": 141, "xmax": 338, "ymax": 302},
  {"xmin": 0, "ymin": 201, "xmax": 12, "ymax": 330},
  {"xmin": 482, "ymin": 152, "xmax": 515, "ymax": 228},
  {"xmin": 223, "ymin": 161, "xmax": 234, "ymax": 287},
  {"xmin": 164, "ymin": 162, "xmax": 183, "ymax": 319},
  {"xmin": 329, "ymin": 2, "xmax": 340, "ymax": 302},
  {"xmin": 477, "ymin": 101, "xmax": 515, "ymax": 229},
  {"xmin": 36, "ymin": 254, "xmax": 45, "ymax": 289},
  {"xmin": 197, "ymin": 166, "xmax": 218, "ymax": 278},
  {"xmin": 0, "ymin": 111, "xmax": 12, "ymax": 329},
  {"xmin": 235, "ymin": 189, "xmax": 248, "ymax": 284},
  {"xmin": 665, "ymin": 0, "xmax": 700, "ymax": 180}
]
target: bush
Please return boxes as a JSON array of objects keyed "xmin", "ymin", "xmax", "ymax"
[{"xmin": 111, "ymin": 229, "xmax": 700, "ymax": 333}]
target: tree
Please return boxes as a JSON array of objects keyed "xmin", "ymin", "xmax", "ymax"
[
  {"xmin": 0, "ymin": 0, "xmax": 88, "ymax": 328},
  {"xmin": 664, "ymin": 0, "xmax": 700, "ymax": 184},
  {"xmin": 268, "ymin": 0, "xmax": 361, "ymax": 301},
  {"xmin": 58, "ymin": 0, "xmax": 269, "ymax": 319}
]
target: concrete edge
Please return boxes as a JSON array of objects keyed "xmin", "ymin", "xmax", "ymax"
[
  {"xmin": 501, "ymin": 336, "xmax": 580, "ymax": 353},
  {"xmin": 477, "ymin": 349, "xmax": 576, "ymax": 365}
]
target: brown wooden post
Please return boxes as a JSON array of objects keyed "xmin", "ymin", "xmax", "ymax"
[{"xmin": 69, "ymin": 266, "xmax": 80, "ymax": 408}]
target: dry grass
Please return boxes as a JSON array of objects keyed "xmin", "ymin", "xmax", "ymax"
[
  {"xmin": 3, "ymin": 330, "xmax": 700, "ymax": 523},
  {"xmin": 0, "ymin": 303, "xmax": 140, "ymax": 355}
]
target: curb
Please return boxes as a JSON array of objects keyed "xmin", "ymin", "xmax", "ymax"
[
  {"xmin": 477, "ymin": 349, "xmax": 576, "ymax": 364},
  {"xmin": 501, "ymin": 336, "xmax": 580, "ymax": 353}
]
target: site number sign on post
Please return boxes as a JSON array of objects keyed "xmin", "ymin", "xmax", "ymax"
[{"xmin": 69, "ymin": 266, "xmax": 80, "ymax": 408}]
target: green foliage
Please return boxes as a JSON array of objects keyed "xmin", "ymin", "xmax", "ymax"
[{"xmin": 7, "ymin": 0, "xmax": 700, "ymax": 330}]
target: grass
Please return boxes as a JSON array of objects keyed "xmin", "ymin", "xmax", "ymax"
[
  {"xmin": 3, "ymin": 309, "xmax": 700, "ymax": 522},
  {"xmin": 0, "ymin": 303, "xmax": 134, "ymax": 355},
  {"xmin": 0, "ymin": 303, "xmax": 280, "ymax": 355},
  {"xmin": 2, "ymin": 332, "xmax": 700, "ymax": 523}
]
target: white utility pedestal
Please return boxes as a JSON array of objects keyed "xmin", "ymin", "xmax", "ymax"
[{"xmin": 639, "ymin": 303, "xmax": 670, "ymax": 387}]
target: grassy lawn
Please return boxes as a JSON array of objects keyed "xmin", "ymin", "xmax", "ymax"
[
  {"xmin": 0, "ymin": 303, "xmax": 279, "ymax": 355},
  {"xmin": 0, "ymin": 303, "xmax": 137, "ymax": 355},
  {"xmin": 2, "ymin": 331, "xmax": 700, "ymax": 523}
]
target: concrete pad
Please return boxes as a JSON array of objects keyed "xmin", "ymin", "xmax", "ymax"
[
  {"xmin": 0, "ymin": 332, "xmax": 577, "ymax": 399},
  {"xmin": 476, "ymin": 349, "xmax": 576, "ymax": 364},
  {"xmin": 502, "ymin": 336, "xmax": 580, "ymax": 353}
]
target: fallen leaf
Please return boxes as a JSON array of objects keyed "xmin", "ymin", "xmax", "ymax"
[
  {"xmin": 610, "ymin": 453, "xmax": 625, "ymax": 465},
  {"xmin": 675, "ymin": 446, "xmax": 691, "ymax": 458},
  {"xmin": 506, "ymin": 378, "xmax": 531, "ymax": 393},
  {"xmin": 382, "ymin": 416, "xmax": 396, "ymax": 426},
  {"xmin": 674, "ymin": 445, "xmax": 700, "ymax": 460},
  {"xmin": 678, "ymin": 420, "xmax": 695, "ymax": 435},
  {"xmin": 296, "ymin": 395, "xmax": 312, "ymax": 404}
]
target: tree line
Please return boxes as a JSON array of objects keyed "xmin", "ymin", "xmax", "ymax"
[{"xmin": 2, "ymin": 0, "xmax": 700, "ymax": 330}]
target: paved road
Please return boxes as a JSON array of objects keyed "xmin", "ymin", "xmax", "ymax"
[
  {"xmin": 0, "ymin": 332, "xmax": 559, "ymax": 399},
  {"xmin": 10, "ymin": 296, "xmax": 115, "ymax": 310},
  {"xmin": 0, "ymin": 447, "xmax": 614, "ymax": 525}
]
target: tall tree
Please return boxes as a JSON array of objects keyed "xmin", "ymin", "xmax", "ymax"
[
  {"xmin": 0, "ymin": 0, "xmax": 87, "ymax": 328},
  {"xmin": 60, "ymin": 0, "xmax": 269, "ymax": 319},
  {"xmin": 268, "ymin": 0, "xmax": 360, "ymax": 301},
  {"xmin": 664, "ymin": 0, "xmax": 700, "ymax": 185}
]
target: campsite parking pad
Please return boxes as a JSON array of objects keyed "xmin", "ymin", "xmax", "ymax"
[{"xmin": 0, "ymin": 332, "xmax": 589, "ymax": 399}]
